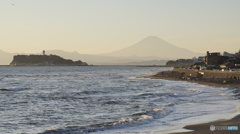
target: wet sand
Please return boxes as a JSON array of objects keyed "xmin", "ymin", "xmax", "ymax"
[
  {"xmin": 171, "ymin": 115, "xmax": 240, "ymax": 134},
  {"xmin": 141, "ymin": 68, "xmax": 240, "ymax": 134}
]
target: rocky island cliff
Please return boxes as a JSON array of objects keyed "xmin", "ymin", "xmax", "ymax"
[{"xmin": 10, "ymin": 54, "xmax": 88, "ymax": 66}]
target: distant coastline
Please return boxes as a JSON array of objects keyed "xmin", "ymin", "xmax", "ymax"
[
  {"xmin": 136, "ymin": 65, "xmax": 166, "ymax": 67},
  {"xmin": 10, "ymin": 54, "xmax": 88, "ymax": 66}
]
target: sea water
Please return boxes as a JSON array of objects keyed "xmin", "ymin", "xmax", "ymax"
[{"xmin": 0, "ymin": 66, "xmax": 239, "ymax": 134}]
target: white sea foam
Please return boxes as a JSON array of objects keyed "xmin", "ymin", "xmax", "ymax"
[
  {"xmin": 0, "ymin": 66, "xmax": 238, "ymax": 134},
  {"xmin": 153, "ymin": 107, "xmax": 165, "ymax": 112}
]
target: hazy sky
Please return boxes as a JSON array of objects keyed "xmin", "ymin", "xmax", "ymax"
[{"xmin": 1, "ymin": 0, "xmax": 240, "ymax": 54}]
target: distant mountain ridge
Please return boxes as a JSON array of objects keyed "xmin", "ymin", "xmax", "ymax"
[
  {"xmin": 104, "ymin": 36, "xmax": 201, "ymax": 58},
  {"xmin": 0, "ymin": 50, "xmax": 14, "ymax": 65},
  {"xmin": 0, "ymin": 36, "xmax": 203, "ymax": 65},
  {"xmin": 45, "ymin": 50, "xmax": 166, "ymax": 65},
  {"xmin": 122, "ymin": 60, "xmax": 168, "ymax": 65}
]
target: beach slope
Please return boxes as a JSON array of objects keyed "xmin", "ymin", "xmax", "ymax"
[
  {"xmin": 142, "ymin": 68, "xmax": 240, "ymax": 134},
  {"xmin": 172, "ymin": 115, "xmax": 240, "ymax": 134},
  {"xmin": 142, "ymin": 68, "xmax": 240, "ymax": 88}
]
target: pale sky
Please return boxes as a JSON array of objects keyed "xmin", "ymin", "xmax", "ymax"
[{"xmin": 0, "ymin": 0, "xmax": 240, "ymax": 54}]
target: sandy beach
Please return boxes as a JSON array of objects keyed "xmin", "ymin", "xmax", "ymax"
[
  {"xmin": 171, "ymin": 115, "xmax": 240, "ymax": 134},
  {"xmin": 141, "ymin": 68, "xmax": 240, "ymax": 133},
  {"xmin": 142, "ymin": 68, "xmax": 240, "ymax": 88}
]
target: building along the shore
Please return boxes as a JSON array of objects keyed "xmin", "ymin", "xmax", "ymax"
[{"xmin": 166, "ymin": 50, "xmax": 240, "ymax": 70}]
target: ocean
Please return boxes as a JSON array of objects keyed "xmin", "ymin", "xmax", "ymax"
[{"xmin": 0, "ymin": 66, "xmax": 239, "ymax": 134}]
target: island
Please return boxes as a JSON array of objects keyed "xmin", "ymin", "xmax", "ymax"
[{"xmin": 10, "ymin": 54, "xmax": 88, "ymax": 66}]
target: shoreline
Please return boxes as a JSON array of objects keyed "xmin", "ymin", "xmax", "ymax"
[
  {"xmin": 171, "ymin": 115, "xmax": 240, "ymax": 134},
  {"xmin": 141, "ymin": 68, "xmax": 240, "ymax": 88},
  {"xmin": 141, "ymin": 68, "xmax": 240, "ymax": 133}
]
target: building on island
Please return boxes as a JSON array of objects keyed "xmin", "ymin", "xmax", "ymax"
[{"xmin": 43, "ymin": 50, "xmax": 46, "ymax": 55}]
